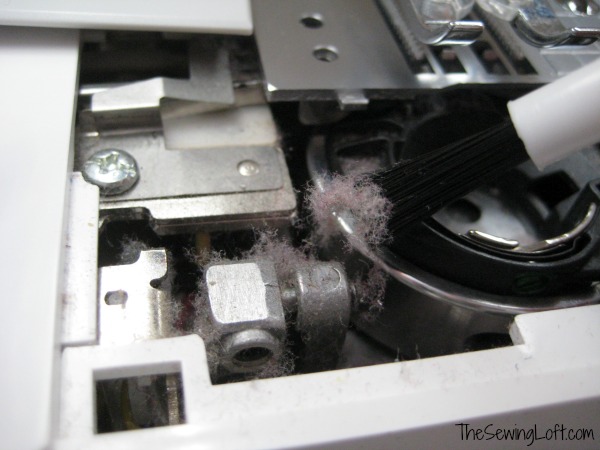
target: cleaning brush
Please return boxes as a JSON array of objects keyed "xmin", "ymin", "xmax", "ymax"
[{"xmin": 371, "ymin": 57, "xmax": 600, "ymax": 237}]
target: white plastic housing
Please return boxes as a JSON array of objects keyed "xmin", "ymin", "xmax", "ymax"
[
  {"xmin": 0, "ymin": 26, "xmax": 80, "ymax": 450},
  {"xmin": 0, "ymin": 0, "xmax": 252, "ymax": 35},
  {"xmin": 508, "ymin": 57, "xmax": 600, "ymax": 170},
  {"xmin": 57, "ymin": 306, "xmax": 600, "ymax": 449}
]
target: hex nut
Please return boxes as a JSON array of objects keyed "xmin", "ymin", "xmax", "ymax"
[{"xmin": 203, "ymin": 260, "xmax": 286, "ymax": 375}]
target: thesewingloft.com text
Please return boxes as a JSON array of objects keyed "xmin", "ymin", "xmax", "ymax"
[{"xmin": 455, "ymin": 423, "xmax": 595, "ymax": 447}]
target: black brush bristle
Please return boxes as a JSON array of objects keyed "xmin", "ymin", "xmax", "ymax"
[{"xmin": 371, "ymin": 120, "xmax": 529, "ymax": 238}]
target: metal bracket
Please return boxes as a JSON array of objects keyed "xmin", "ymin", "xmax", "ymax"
[
  {"xmin": 99, "ymin": 249, "xmax": 171, "ymax": 345},
  {"xmin": 91, "ymin": 37, "xmax": 235, "ymax": 131}
]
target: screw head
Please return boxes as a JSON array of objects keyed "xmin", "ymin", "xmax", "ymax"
[
  {"xmin": 82, "ymin": 149, "xmax": 139, "ymax": 196},
  {"xmin": 237, "ymin": 160, "xmax": 260, "ymax": 177}
]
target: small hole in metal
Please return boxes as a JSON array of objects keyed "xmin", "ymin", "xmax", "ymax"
[
  {"xmin": 300, "ymin": 13, "xmax": 323, "ymax": 28},
  {"xmin": 313, "ymin": 46, "xmax": 338, "ymax": 62},
  {"xmin": 105, "ymin": 290, "xmax": 128, "ymax": 305},
  {"xmin": 233, "ymin": 347, "xmax": 273, "ymax": 366}
]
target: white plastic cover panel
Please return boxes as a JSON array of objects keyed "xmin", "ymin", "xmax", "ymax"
[
  {"xmin": 0, "ymin": 26, "xmax": 80, "ymax": 450},
  {"xmin": 0, "ymin": 0, "xmax": 252, "ymax": 35}
]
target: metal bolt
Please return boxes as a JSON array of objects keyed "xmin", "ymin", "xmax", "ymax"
[{"xmin": 82, "ymin": 149, "xmax": 139, "ymax": 195}]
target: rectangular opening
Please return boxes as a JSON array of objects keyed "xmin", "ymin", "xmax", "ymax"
[
  {"xmin": 510, "ymin": 55, "xmax": 537, "ymax": 75},
  {"xmin": 95, "ymin": 372, "xmax": 185, "ymax": 433},
  {"xmin": 473, "ymin": 14, "xmax": 537, "ymax": 75},
  {"xmin": 431, "ymin": 46, "xmax": 466, "ymax": 73},
  {"xmin": 472, "ymin": 40, "xmax": 509, "ymax": 75}
]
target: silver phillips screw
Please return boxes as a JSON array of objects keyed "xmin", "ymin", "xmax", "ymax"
[{"xmin": 82, "ymin": 149, "xmax": 139, "ymax": 196}]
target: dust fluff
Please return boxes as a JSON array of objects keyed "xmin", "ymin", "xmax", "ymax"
[
  {"xmin": 242, "ymin": 229, "xmax": 315, "ymax": 281},
  {"xmin": 305, "ymin": 173, "xmax": 393, "ymax": 248}
]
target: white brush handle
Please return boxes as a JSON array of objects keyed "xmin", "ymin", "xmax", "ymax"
[{"xmin": 507, "ymin": 57, "xmax": 600, "ymax": 170}]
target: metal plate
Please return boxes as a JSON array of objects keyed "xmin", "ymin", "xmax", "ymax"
[
  {"xmin": 253, "ymin": 0, "xmax": 417, "ymax": 100},
  {"xmin": 76, "ymin": 100, "xmax": 295, "ymax": 234},
  {"xmin": 76, "ymin": 134, "xmax": 283, "ymax": 200},
  {"xmin": 99, "ymin": 249, "xmax": 171, "ymax": 345},
  {"xmin": 252, "ymin": 0, "xmax": 600, "ymax": 101},
  {"xmin": 95, "ymin": 148, "xmax": 296, "ymax": 235}
]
